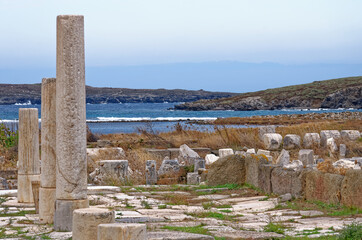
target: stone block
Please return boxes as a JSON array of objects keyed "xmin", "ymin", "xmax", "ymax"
[
  {"xmin": 245, "ymin": 155, "xmax": 268, "ymax": 188},
  {"xmin": 97, "ymin": 223, "xmax": 146, "ymax": 240},
  {"xmin": 341, "ymin": 170, "xmax": 362, "ymax": 208},
  {"xmin": 263, "ymin": 133, "xmax": 282, "ymax": 150},
  {"xmin": 299, "ymin": 149, "xmax": 314, "ymax": 166},
  {"xmin": 303, "ymin": 133, "xmax": 320, "ymax": 148},
  {"xmin": 205, "ymin": 154, "xmax": 219, "ymax": 165},
  {"xmin": 320, "ymin": 130, "xmax": 341, "ymax": 147},
  {"xmin": 54, "ymin": 199, "xmax": 89, "ymax": 231},
  {"xmin": 341, "ymin": 130, "xmax": 361, "ymax": 141},
  {"xmin": 246, "ymin": 148, "xmax": 256, "ymax": 154},
  {"xmin": 17, "ymin": 174, "xmax": 40, "ymax": 203},
  {"xmin": 339, "ymin": 144, "xmax": 346, "ymax": 157},
  {"xmin": 271, "ymin": 167, "xmax": 303, "ymax": 198},
  {"xmin": 158, "ymin": 159, "xmax": 180, "ymax": 176},
  {"xmin": 305, "ymin": 170, "xmax": 344, "ymax": 204},
  {"xmin": 258, "ymin": 164, "xmax": 276, "ymax": 194},
  {"xmin": 283, "ymin": 134, "xmax": 301, "ymax": 149},
  {"xmin": 73, "ymin": 208, "xmax": 115, "ymax": 240},
  {"xmin": 99, "ymin": 160, "xmax": 129, "ymax": 181},
  {"xmin": 275, "ymin": 149, "xmax": 290, "ymax": 166},
  {"xmin": 187, "ymin": 173, "xmax": 200, "ymax": 185},
  {"xmin": 258, "ymin": 125, "xmax": 276, "ymax": 140},
  {"xmin": 146, "ymin": 149, "xmax": 170, "ymax": 159},
  {"xmin": 145, "ymin": 160, "xmax": 157, "ymax": 185},
  {"xmin": 178, "ymin": 144, "xmax": 200, "ymax": 165},
  {"xmin": 39, "ymin": 187, "xmax": 56, "ymax": 224},
  {"xmin": 218, "ymin": 148, "xmax": 234, "ymax": 158},
  {"xmin": 256, "ymin": 149, "xmax": 270, "ymax": 156},
  {"xmin": 194, "ymin": 159, "xmax": 205, "ymax": 172}
]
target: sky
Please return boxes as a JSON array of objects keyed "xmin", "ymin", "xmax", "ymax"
[{"xmin": 0, "ymin": 0, "xmax": 362, "ymax": 92}]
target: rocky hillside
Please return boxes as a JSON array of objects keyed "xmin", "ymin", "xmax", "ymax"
[
  {"xmin": 0, "ymin": 84, "xmax": 238, "ymax": 105},
  {"xmin": 174, "ymin": 77, "xmax": 362, "ymax": 110}
]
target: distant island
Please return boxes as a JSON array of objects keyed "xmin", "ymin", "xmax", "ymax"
[
  {"xmin": 174, "ymin": 77, "xmax": 362, "ymax": 110},
  {"xmin": 0, "ymin": 84, "xmax": 238, "ymax": 105}
]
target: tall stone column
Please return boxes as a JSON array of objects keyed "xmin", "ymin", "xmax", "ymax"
[
  {"xmin": 39, "ymin": 78, "xmax": 57, "ymax": 223},
  {"xmin": 18, "ymin": 108, "xmax": 40, "ymax": 203},
  {"xmin": 54, "ymin": 15, "xmax": 88, "ymax": 231}
]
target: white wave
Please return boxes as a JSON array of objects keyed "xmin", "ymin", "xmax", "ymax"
[
  {"xmin": 87, "ymin": 117, "xmax": 217, "ymax": 122},
  {"xmin": 15, "ymin": 100, "xmax": 32, "ymax": 105}
]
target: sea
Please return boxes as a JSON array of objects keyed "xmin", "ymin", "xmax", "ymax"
[{"xmin": 0, "ymin": 102, "xmax": 361, "ymax": 134}]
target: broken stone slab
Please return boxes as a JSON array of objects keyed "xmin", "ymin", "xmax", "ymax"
[
  {"xmin": 99, "ymin": 160, "xmax": 129, "ymax": 182},
  {"xmin": 195, "ymin": 188, "xmax": 229, "ymax": 193},
  {"xmin": 258, "ymin": 125, "xmax": 276, "ymax": 140},
  {"xmin": 205, "ymin": 154, "xmax": 219, "ymax": 165},
  {"xmin": 283, "ymin": 134, "xmax": 301, "ymax": 149},
  {"xmin": 299, "ymin": 149, "xmax": 314, "ymax": 166},
  {"xmin": 327, "ymin": 138, "xmax": 338, "ymax": 153},
  {"xmin": 341, "ymin": 130, "xmax": 361, "ymax": 141},
  {"xmin": 158, "ymin": 159, "xmax": 180, "ymax": 176},
  {"xmin": 303, "ymin": 133, "xmax": 320, "ymax": 148},
  {"xmin": 194, "ymin": 159, "xmax": 206, "ymax": 172},
  {"xmin": 146, "ymin": 160, "xmax": 157, "ymax": 185},
  {"xmin": 275, "ymin": 149, "xmax": 290, "ymax": 166},
  {"xmin": 178, "ymin": 144, "xmax": 200, "ymax": 165},
  {"xmin": 213, "ymin": 230, "xmax": 283, "ymax": 240},
  {"xmin": 148, "ymin": 231, "xmax": 214, "ymax": 240},
  {"xmin": 256, "ymin": 149, "xmax": 270, "ymax": 156},
  {"xmin": 339, "ymin": 144, "xmax": 346, "ymax": 157},
  {"xmin": 98, "ymin": 223, "xmax": 146, "ymax": 240},
  {"xmin": 320, "ymin": 130, "xmax": 341, "ymax": 147},
  {"xmin": 218, "ymin": 148, "xmax": 234, "ymax": 158},
  {"xmin": 187, "ymin": 173, "xmax": 200, "ymax": 185},
  {"xmin": 262, "ymin": 133, "xmax": 282, "ymax": 150},
  {"xmin": 283, "ymin": 160, "xmax": 303, "ymax": 171},
  {"xmin": 333, "ymin": 159, "xmax": 355, "ymax": 169},
  {"xmin": 246, "ymin": 148, "xmax": 256, "ymax": 154}
]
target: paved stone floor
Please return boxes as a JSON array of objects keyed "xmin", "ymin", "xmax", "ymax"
[{"xmin": 0, "ymin": 185, "xmax": 361, "ymax": 239}]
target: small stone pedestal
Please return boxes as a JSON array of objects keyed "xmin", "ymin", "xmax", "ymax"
[
  {"xmin": 72, "ymin": 208, "xmax": 115, "ymax": 240},
  {"xmin": 146, "ymin": 160, "xmax": 157, "ymax": 185},
  {"xmin": 97, "ymin": 223, "xmax": 146, "ymax": 240}
]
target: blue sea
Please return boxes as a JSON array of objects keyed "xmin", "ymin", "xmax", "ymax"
[{"xmin": 0, "ymin": 103, "xmax": 360, "ymax": 134}]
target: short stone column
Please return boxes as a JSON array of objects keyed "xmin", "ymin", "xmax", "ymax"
[
  {"xmin": 18, "ymin": 108, "xmax": 40, "ymax": 203},
  {"xmin": 145, "ymin": 160, "xmax": 157, "ymax": 185},
  {"xmin": 98, "ymin": 223, "xmax": 147, "ymax": 240},
  {"xmin": 54, "ymin": 15, "xmax": 88, "ymax": 231},
  {"xmin": 73, "ymin": 208, "xmax": 115, "ymax": 240},
  {"xmin": 39, "ymin": 78, "xmax": 57, "ymax": 224}
]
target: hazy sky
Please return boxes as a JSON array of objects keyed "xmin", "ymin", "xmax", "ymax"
[{"xmin": 0, "ymin": 0, "xmax": 362, "ymax": 91}]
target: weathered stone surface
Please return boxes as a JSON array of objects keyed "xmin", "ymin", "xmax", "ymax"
[
  {"xmin": 327, "ymin": 138, "xmax": 338, "ymax": 153},
  {"xmin": 258, "ymin": 164, "xmax": 276, "ymax": 194},
  {"xmin": 218, "ymin": 148, "xmax": 234, "ymax": 158},
  {"xmin": 146, "ymin": 149, "xmax": 170, "ymax": 159},
  {"xmin": 320, "ymin": 130, "xmax": 341, "ymax": 147},
  {"xmin": 271, "ymin": 167, "xmax": 303, "ymax": 198},
  {"xmin": 187, "ymin": 173, "xmax": 201, "ymax": 185},
  {"xmin": 158, "ymin": 159, "xmax": 180, "ymax": 176},
  {"xmin": 18, "ymin": 108, "xmax": 40, "ymax": 175},
  {"xmin": 339, "ymin": 144, "xmax": 346, "ymax": 157},
  {"xmin": 17, "ymin": 174, "xmax": 40, "ymax": 203},
  {"xmin": 246, "ymin": 148, "xmax": 256, "ymax": 154},
  {"xmin": 303, "ymin": 133, "xmax": 320, "ymax": 148},
  {"xmin": 275, "ymin": 149, "xmax": 290, "ymax": 166},
  {"xmin": 341, "ymin": 170, "xmax": 362, "ymax": 208},
  {"xmin": 258, "ymin": 125, "xmax": 276, "ymax": 140},
  {"xmin": 284, "ymin": 160, "xmax": 303, "ymax": 171},
  {"xmin": 205, "ymin": 154, "xmax": 219, "ymax": 165},
  {"xmin": 146, "ymin": 160, "xmax": 157, "ymax": 185},
  {"xmin": 98, "ymin": 223, "xmax": 146, "ymax": 240},
  {"xmin": 178, "ymin": 144, "xmax": 200, "ymax": 165},
  {"xmin": 283, "ymin": 134, "xmax": 301, "ymax": 149},
  {"xmin": 299, "ymin": 149, "xmax": 314, "ymax": 166},
  {"xmin": 194, "ymin": 159, "xmax": 205, "ymax": 173},
  {"xmin": 39, "ymin": 187, "xmax": 56, "ymax": 224},
  {"xmin": 262, "ymin": 133, "xmax": 282, "ymax": 150},
  {"xmin": 245, "ymin": 155, "xmax": 268, "ymax": 188},
  {"xmin": 54, "ymin": 199, "xmax": 89, "ymax": 231},
  {"xmin": 305, "ymin": 170, "xmax": 344, "ymax": 204},
  {"xmin": 56, "ymin": 15, "xmax": 87, "ymax": 200},
  {"xmin": 207, "ymin": 155, "xmax": 246, "ymax": 186},
  {"xmin": 73, "ymin": 208, "xmax": 115, "ymax": 240},
  {"xmin": 99, "ymin": 160, "xmax": 129, "ymax": 181},
  {"xmin": 341, "ymin": 130, "xmax": 361, "ymax": 141},
  {"xmin": 256, "ymin": 149, "xmax": 270, "ymax": 156},
  {"xmin": 148, "ymin": 232, "xmax": 214, "ymax": 240},
  {"xmin": 279, "ymin": 193, "xmax": 292, "ymax": 202},
  {"xmin": 333, "ymin": 159, "xmax": 355, "ymax": 169}
]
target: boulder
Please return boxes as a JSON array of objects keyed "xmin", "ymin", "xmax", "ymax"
[
  {"xmin": 218, "ymin": 148, "xmax": 234, "ymax": 158},
  {"xmin": 263, "ymin": 133, "xmax": 283, "ymax": 150},
  {"xmin": 275, "ymin": 149, "xmax": 290, "ymax": 166},
  {"xmin": 245, "ymin": 155, "xmax": 268, "ymax": 188},
  {"xmin": 178, "ymin": 144, "xmax": 200, "ymax": 165},
  {"xmin": 158, "ymin": 159, "xmax": 180, "ymax": 176},
  {"xmin": 333, "ymin": 159, "xmax": 355, "ymax": 169},
  {"xmin": 258, "ymin": 125, "xmax": 276, "ymax": 140},
  {"xmin": 205, "ymin": 154, "xmax": 219, "ymax": 165},
  {"xmin": 271, "ymin": 167, "xmax": 303, "ymax": 198},
  {"xmin": 303, "ymin": 133, "xmax": 320, "ymax": 148},
  {"xmin": 206, "ymin": 155, "xmax": 246, "ymax": 186},
  {"xmin": 305, "ymin": 170, "xmax": 344, "ymax": 204},
  {"xmin": 341, "ymin": 170, "xmax": 362, "ymax": 208},
  {"xmin": 283, "ymin": 134, "xmax": 301, "ymax": 149},
  {"xmin": 341, "ymin": 130, "xmax": 361, "ymax": 141},
  {"xmin": 320, "ymin": 130, "xmax": 341, "ymax": 147},
  {"xmin": 299, "ymin": 149, "xmax": 314, "ymax": 166}
]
